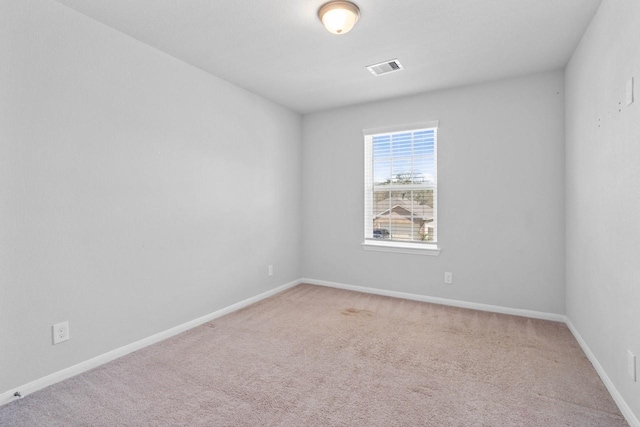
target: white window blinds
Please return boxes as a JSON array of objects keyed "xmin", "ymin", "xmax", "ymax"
[{"xmin": 364, "ymin": 122, "xmax": 438, "ymax": 247}]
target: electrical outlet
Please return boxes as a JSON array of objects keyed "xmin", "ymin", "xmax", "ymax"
[
  {"xmin": 628, "ymin": 350, "xmax": 637, "ymax": 382},
  {"xmin": 52, "ymin": 321, "xmax": 69, "ymax": 345},
  {"xmin": 268, "ymin": 265, "xmax": 273, "ymax": 277},
  {"xmin": 444, "ymin": 272, "xmax": 453, "ymax": 284}
]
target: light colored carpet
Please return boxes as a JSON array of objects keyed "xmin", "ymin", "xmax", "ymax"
[{"xmin": 0, "ymin": 284, "xmax": 628, "ymax": 426}]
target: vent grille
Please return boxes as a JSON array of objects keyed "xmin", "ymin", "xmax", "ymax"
[{"xmin": 366, "ymin": 59, "xmax": 404, "ymax": 76}]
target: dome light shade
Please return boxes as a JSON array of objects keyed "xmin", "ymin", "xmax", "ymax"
[{"xmin": 318, "ymin": 1, "xmax": 360, "ymax": 35}]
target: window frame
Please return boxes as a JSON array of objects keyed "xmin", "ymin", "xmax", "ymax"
[{"xmin": 362, "ymin": 121, "xmax": 440, "ymax": 256}]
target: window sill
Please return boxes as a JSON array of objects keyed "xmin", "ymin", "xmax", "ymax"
[{"xmin": 361, "ymin": 240, "xmax": 441, "ymax": 256}]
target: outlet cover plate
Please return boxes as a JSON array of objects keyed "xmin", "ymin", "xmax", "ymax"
[
  {"xmin": 53, "ymin": 321, "xmax": 70, "ymax": 345},
  {"xmin": 628, "ymin": 350, "xmax": 637, "ymax": 381},
  {"xmin": 444, "ymin": 272, "xmax": 453, "ymax": 284}
]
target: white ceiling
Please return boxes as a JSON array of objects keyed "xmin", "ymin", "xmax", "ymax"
[{"xmin": 54, "ymin": 0, "xmax": 602, "ymax": 114}]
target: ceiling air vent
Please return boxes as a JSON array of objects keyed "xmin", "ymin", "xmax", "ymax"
[{"xmin": 366, "ymin": 59, "xmax": 404, "ymax": 76}]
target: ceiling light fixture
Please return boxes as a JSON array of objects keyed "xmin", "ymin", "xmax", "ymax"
[{"xmin": 318, "ymin": 1, "xmax": 360, "ymax": 35}]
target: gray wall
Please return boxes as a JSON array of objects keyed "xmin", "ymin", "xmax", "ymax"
[
  {"xmin": 565, "ymin": 0, "xmax": 640, "ymax": 418},
  {"xmin": 302, "ymin": 71, "xmax": 566, "ymax": 314},
  {"xmin": 0, "ymin": 0, "xmax": 302, "ymax": 393}
]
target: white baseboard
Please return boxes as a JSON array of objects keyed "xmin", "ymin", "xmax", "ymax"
[
  {"xmin": 301, "ymin": 278, "xmax": 566, "ymax": 322},
  {"xmin": 0, "ymin": 279, "xmax": 301, "ymax": 407},
  {"xmin": 565, "ymin": 318, "xmax": 640, "ymax": 427}
]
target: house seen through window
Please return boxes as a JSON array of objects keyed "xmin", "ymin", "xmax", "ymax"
[{"xmin": 364, "ymin": 122, "xmax": 438, "ymax": 251}]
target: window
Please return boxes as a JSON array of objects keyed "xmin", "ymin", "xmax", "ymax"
[{"xmin": 363, "ymin": 122, "xmax": 439, "ymax": 255}]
